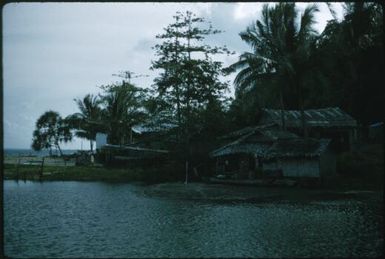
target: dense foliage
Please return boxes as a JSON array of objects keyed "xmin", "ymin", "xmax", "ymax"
[
  {"xmin": 32, "ymin": 3, "xmax": 384, "ymax": 158},
  {"xmin": 98, "ymin": 81, "xmax": 148, "ymax": 145},
  {"xmin": 31, "ymin": 111, "xmax": 72, "ymax": 156},
  {"xmin": 314, "ymin": 2, "xmax": 384, "ymax": 126},
  {"xmin": 228, "ymin": 2, "xmax": 384, "ymax": 129}
]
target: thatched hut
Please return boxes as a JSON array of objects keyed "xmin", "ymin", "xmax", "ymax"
[
  {"xmin": 259, "ymin": 107, "xmax": 357, "ymax": 151},
  {"xmin": 263, "ymin": 138, "xmax": 336, "ymax": 179},
  {"xmin": 210, "ymin": 124, "xmax": 298, "ymax": 179}
]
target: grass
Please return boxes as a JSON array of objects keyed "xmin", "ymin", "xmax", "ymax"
[
  {"xmin": 3, "ymin": 144, "xmax": 383, "ymax": 190},
  {"xmin": 3, "ymin": 162, "xmax": 185, "ymax": 183}
]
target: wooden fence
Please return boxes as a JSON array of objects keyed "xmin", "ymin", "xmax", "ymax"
[{"xmin": 12, "ymin": 155, "xmax": 76, "ymax": 180}]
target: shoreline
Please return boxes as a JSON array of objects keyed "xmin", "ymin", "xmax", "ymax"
[
  {"xmin": 2, "ymin": 163, "xmax": 182, "ymax": 183},
  {"xmin": 4, "ymin": 180, "xmax": 383, "ymax": 206},
  {"xmin": 3, "ymin": 163, "xmax": 383, "ymax": 192}
]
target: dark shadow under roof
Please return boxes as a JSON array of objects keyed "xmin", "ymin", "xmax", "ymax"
[
  {"xmin": 264, "ymin": 138, "xmax": 331, "ymax": 159},
  {"xmin": 211, "ymin": 124, "xmax": 298, "ymax": 157}
]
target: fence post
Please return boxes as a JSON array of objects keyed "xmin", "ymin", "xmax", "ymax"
[
  {"xmin": 185, "ymin": 160, "xmax": 189, "ymax": 185},
  {"xmin": 23, "ymin": 162, "xmax": 27, "ymax": 181},
  {"xmin": 39, "ymin": 157, "xmax": 45, "ymax": 180},
  {"xmin": 15, "ymin": 155, "xmax": 21, "ymax": 181}
]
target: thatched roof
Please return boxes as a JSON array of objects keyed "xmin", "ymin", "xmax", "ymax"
[
  {"xmin": 219, "ymin": 123, "xmax": 297, "ymax": 141},
  {"xmin": 260, "ymin": 107, "xmax": 357, "ymax": 128},
  {"xmin": 210, "ymin": 124, "xmax": 298, "ymax": 157},
  {"xmin": 210, "ymin": 142, "xmax": 271, "ymax": 157},
  {"xmin": 264, "ymin": 138, "xmax": 331, "ymax": 159}
]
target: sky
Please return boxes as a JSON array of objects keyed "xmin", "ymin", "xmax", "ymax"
[{"xmin": 2, "ymin": 2, "xmax": 343, "ymax": 149}]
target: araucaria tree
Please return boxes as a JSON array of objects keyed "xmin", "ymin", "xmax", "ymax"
[
  {"xmin": 32, "ymin": 111, "xmax": 72, "ymax": 156},
  {"xmin": 151, "ymin": 11, "xmax": 232, "ymax": 144}
]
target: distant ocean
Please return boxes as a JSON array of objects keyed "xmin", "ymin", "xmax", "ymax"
[{"xmin": 3, "ymin": 149, "xmax": 78, "ymax": 157}]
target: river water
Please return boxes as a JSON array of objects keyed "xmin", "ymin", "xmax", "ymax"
[{"xmin": 4, "ymin": 180, "xmax": 383, "ymax": 258}]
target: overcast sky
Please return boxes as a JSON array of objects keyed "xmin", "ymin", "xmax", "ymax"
[{"xmin": 2, "ymin": 2, "xmax": 342, "ymax": 149}]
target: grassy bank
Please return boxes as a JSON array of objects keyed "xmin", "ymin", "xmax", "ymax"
[
  {"xmin": 323, "ymin": 174, "xmax": 383, "ymax": 191},
  {"xmin": 3, "ymin": 163, "xmax": 383, "ymax": 190},
  {"xmin": 3, "ymin": 143, "xmax": 383, "ymax": 190},
  {"xmin": 3, "ymin": 163, "xmax": 184, "ymax": 183},
  {"xmin": 332, "ymin": 144, "xmax": 384, "ymax": 190}
]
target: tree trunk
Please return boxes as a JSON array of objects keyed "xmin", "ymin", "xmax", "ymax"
[
  {"xmin": 176, "ymin": 86, "xmax": 182, "ymax": 142},
  {"xmin": 90, "ymin": 140, "xmax": 93, "ymax": 153},
  {"xmin": 298, "ymin": 82, "xmax": 308, "ymax": 137},
  {"xmin": 279, "ymin": 91, "xmax": 286, "ymax": 130},
  {"xmin": 56, "ymin": 144, "xmax": 63, "ymax": 157},
  {"xmin": 185, "ymin": 15, "xmax": 192, "ymax": 169},
  {"xmin": 174, "ymin": 18, "xmax": 182, "ymax": 144},
  {"xmin": 185, "ymin": 160, "xmax": 189, "ymax": 184}
]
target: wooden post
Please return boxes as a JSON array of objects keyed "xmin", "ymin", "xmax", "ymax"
[
  {"xmin": 15, "ymin": 155, "xmax": 21, "ymax": 181},
  {"xmin": 39, "ymin": 157, "xmax": 45, "ymax": 180},
  {"xmin": 185, "ymin": 160, "xmax": 189, "ymax": 184},
  {"xmin": 23, "ymin": 163, "xmax": 27, "ymax": 181},
  {"xmin": 193, "ymin": 167, "xmax": 198, "ymax": 178}
]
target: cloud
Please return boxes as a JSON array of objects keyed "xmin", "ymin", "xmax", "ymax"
[
  {"xmin": 232, "ymin": 2, "xmax": 340, "ymax": 34},
  {"xmin": 233, "ymin": 3, "xmax": 265, "ymax": 21}
]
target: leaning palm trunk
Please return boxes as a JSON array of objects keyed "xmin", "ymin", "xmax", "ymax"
[{"xmin": 56, "ymin": 144, "xmax": 63, "ymax": 157}]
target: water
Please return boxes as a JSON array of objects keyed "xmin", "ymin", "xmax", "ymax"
[{"xmin": 4, "ymin": 181, "xmax": 383, "ymax": 258}]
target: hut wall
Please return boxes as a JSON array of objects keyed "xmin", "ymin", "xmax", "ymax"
[
  {"xmin": 239, "ymin": 157, "xmax": 250, "ymax": 178},
  {"xmin": 280, "ymin": 158, "xmax": 320, "ymax": 177},
  {"xmin": 264, "ymin": 160, "xmax": 279, "ymax": 171},
  {"xmin": 264, "ymin": 158, "xmax": 320, "ymax": 178}
]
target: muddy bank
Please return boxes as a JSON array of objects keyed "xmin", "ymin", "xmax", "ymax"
[{"xmin": 141, "ymin": 182, "xmax": 383, "ymax": 204}]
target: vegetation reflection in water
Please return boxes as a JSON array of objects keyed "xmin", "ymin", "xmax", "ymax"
[{"xmin": 4, "ymin": 181, "xmax": 383, "ymax": 258}]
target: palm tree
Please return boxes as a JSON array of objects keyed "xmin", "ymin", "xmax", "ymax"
[
  {"xmin": 66, "ymin": 94, "xmax": 102, "ymax": 152},
  {"xmin": 99, "ymin": 82, "xmax": 147, "ymax": 146},
  {"xmin": 227, "ymin": 3, "xmax": 319, "ymax": 135},
  {"xmin": 322, "ymin": 2, "xmax": 384, "ymax": 124}
]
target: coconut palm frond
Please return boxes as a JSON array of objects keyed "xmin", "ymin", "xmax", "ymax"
[{"xmin": 228, "ymin": 2, "xmax": 320, "ymax": 110}]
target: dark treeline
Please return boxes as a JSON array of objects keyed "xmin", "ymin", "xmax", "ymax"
[
  {"xmin": 228, "ymin": 2, "xmax": 384, "ymax": 130},
  {"xmin": 32, "ymin": 3, "xmax": 384, "ymax": 160}
]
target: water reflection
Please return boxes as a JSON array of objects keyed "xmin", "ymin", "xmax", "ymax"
[{"xmin": 4, "ymin": 181, "xmax": 383, "ymax": 258}]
